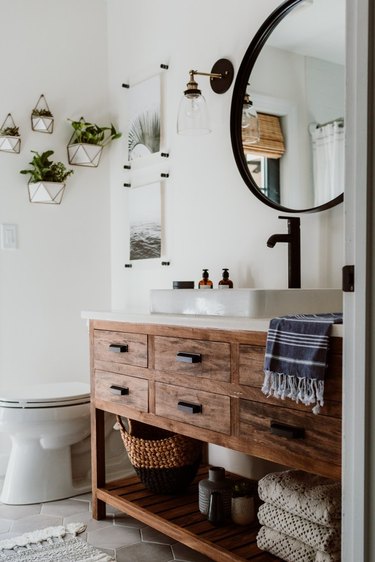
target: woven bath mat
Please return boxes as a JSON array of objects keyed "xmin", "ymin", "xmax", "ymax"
[{"xmin": 0, "ymin": 523, "xmax": 114, "ymax": 562}]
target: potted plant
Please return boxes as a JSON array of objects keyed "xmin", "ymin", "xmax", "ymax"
[
  {"xmin": 20, "ymin": 150, "xmax": 74, "ymax": 204},
  {"xmin": 231, "ymin": 480, "xmax": 256, "ymax": 525},
  {"xmin": 31, "ymin": 95, "xmax": 54, "ymax": 133},
  {"xmin": 0, "ymin": 113, "xmax": 21, "ymax": 154},
  {"xmin": 67, "ymin": 117, "xmax": 121, "ymax": 167}
]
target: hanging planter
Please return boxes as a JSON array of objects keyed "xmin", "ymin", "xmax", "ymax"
[
  {"xmin": 31, "ymin": 94, "xmax": 54, "ymax": 134},
  {"xmin": 27, "ymin": 181, "xmax": 66, "ymax": 204},
  {"xmin": 67, "ymin": 117, "xmax": 121, "ymax": 167},
  {"xmin": 0, "ymin": 113, "xmax": 21, "ymax": 154},
  {"xmin": 20, "ymin": 150, "xmax": 74, "ymax": 205}
]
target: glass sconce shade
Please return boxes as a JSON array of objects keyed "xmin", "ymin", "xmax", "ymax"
[
  {"xmin": 242, "ymin": 94, "xmax": 260, "ymax": 143},
  {"xmin": 177, "ymin": 92, "xmax": 211, "ymax": 135},
  {"xmin": 177, "ymin": 60, "xmax": 234, "ymax": 135}
]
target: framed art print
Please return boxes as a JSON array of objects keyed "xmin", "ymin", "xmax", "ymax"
[
  {"xmin": 127, "ymin": 73, "xmax": 162, "ymax": 165},
  {"xmin": 128, "ymin": 181, "xmax": 162, "ymax": 261}
]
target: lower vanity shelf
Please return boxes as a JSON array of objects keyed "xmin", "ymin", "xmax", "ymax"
[{"xmin": 95, "ymin": 466, "xmax": 281, "ymax": 562}]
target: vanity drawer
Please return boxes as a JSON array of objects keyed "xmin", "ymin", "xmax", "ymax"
[
  {"xmin": 239, "ymin": 399, "xmax": 341, "ymax": 471},
  {"xmin": 155, "ymin": 382, "xmax": 231, "ymax": 434},
  {"xmin": 154, "ymin": 336, "xmax": 230, "ymax": 382},
  {"xmin": 95, "ymin": 371, "xmax": 148, "ymax": 412},
  {"xmin": 238, "ymin": 344, "xmax": 342, "ymax": 404},
  {"xmin": 94, "ymin": 330, "xmax": 147, "ymax": 368}
]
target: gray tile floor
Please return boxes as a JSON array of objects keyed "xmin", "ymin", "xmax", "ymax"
[{"xmin": 0, "ymin": 493, "xmax": 212, "ymax": 562}]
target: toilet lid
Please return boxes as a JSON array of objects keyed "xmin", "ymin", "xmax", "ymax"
[{"xmin": 0, "ymin": 382, "xmax": 91, "ymax": 408}]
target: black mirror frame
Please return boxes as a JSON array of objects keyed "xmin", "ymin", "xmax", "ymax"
[{"xmin": 230, "ymin": 0, "xmax": 344, "ymax": 214}]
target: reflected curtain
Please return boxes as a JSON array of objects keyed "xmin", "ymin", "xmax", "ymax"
[{"xmin": 310, "ymin": 121, "xmax": 344, "ymax": 207}]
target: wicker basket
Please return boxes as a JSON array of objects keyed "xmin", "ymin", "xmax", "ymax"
[{"xmin": 116, "ymin": 416, "xmax": 202, "ymax": 495}]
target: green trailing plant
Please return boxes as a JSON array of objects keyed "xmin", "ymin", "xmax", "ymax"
[
  {"xmin": 0, "ymin": 126, "xmax": 20, "ymax": 137},
  {"xmin": 20, "ymin": 150, "xmax": 74, "ymax": 183},
  {"xmin": 68, "ymin": 118, "xmax": 121, "ymax": 146},
  {"xmin": 32, "ymin": 108, "xmax": 53, "ymax": 117}
]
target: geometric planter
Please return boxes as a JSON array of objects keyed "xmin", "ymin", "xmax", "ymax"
[
  {"xmin": 0, "ymin": 135, "xmax": 21, "ymax": 154},
  {"xmin": 31, "ymin": 115, "xmax": 54, "ymax": 134},
  {"xmin": 28, "ymin": 181, "xmax": 65, "ymax": 204},
  {"xmin": 0, "ymin": 113, "xmax": 21, "ymax": 154},
  {"xmin": 31, "ymin": 95, "xmax": 54, "ymax": 134},
  {"xmin": 67, "ymin": 143, "xmax": 103, "ymax": 167}
]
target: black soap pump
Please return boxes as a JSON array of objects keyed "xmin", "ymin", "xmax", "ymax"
[
  {"xmin": 218, "ymin": 268, "xmax": 233, "ymax": 289},
  {"xmin": 198, "ymin": 269, "xmax": 213, "ymax": 289}
]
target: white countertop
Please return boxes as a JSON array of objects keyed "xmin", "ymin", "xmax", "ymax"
[{"xmin": 82, "ymin": 310, "xmax": 343, "ymax": 337}]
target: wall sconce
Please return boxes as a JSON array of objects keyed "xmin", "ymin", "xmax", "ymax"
[
  {"xmin": 177, "ymin": 58, "xmax": 234, "ymax": 135},
  {"xmin": 241, "ymin": 91, "xmax": 260, "ymax": 144}
]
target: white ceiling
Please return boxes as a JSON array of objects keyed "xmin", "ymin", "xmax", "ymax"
[{"xmin": 267, "ymin": 0, "xmax": 345, "ymax": 66}]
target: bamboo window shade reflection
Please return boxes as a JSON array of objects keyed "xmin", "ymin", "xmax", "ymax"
[{"xmin": 242, "ymin": 113, "xmax": 285, "ymax": 159}]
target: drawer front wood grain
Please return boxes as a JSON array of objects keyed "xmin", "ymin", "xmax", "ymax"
[
  {"xmin": 94, "ymin": 330, "xmax": 147, "ymax": 368},
  {"xmin": 239, "ymin": 344, "xmax": 342, "ymax": 404},
  {"xmin": 155, "ymin": 382, "xmax": 231, "ymax": 434},
  {"xmin": 154, "ymin": 336, "xmax": 230, "ymax": 382},
  {"xmin": 239, "ymin": 399, "xmax": 341, "ymax": 469},
  {"xmin": 95, "ymin": 371, "xmax": 148, "ymax": 412}
]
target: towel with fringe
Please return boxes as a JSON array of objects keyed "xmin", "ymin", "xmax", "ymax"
[
  {"xmin": 258, "ymin": 503, "xmax": 340, "ymax": 553},
  {"xmin": 258, "ymin": 470, "xmax": 341, "ymax": 528},
  {"xmin": 262, "ymin": 312, "xmax": 343, "ymax": 414},
  {"xmin": 256, "ymin": 526, "xmax": 340, "ymax": 562}
]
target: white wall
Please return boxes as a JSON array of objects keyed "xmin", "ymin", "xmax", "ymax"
[
  {"xmin": 106, "ymin": 0, "xmax": 344, "ymax": 316},
  {"xmin": 0, "ymin": 0, "xmax": 111, "ymax": 387}
]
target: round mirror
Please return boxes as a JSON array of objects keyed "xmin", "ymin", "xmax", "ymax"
[{"xmin": 230, "ymin": 0, "xmax": 345, "ymax": 213}]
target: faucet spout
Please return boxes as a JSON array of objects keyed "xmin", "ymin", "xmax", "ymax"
[
  {"xmin": 267, "ymin": 233, "xmax": 291, "ymax": 248},
  {"xmin": 267, "ymin": 216, "xmax": 301, "ymax": 288}
]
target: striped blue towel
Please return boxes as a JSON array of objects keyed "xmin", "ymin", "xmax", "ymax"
[{"xmin": 262, "ymin": 313, "xmax": 343, "ymax": 414}]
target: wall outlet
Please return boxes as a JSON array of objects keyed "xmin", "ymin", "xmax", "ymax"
[{"xmin": 1, "ymin": 224, "xmax": 18, "ymax": 250}]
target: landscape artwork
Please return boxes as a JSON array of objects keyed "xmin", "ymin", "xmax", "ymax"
[
  {"xmin": 129, "ymin": 182, "xmax": 161, "ymax": 260},
  {"xmin": 128, "ymin": 73, "xmax": 161, "ymax": 162}
]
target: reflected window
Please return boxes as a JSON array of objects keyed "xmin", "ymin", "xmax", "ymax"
[
  {"xmin": 243, "ymin": 113, "xmax": 284, "ymax": 204},
  {"xmin": 246, "ymin": 153, "xmax": 280, "ymax": 203}
]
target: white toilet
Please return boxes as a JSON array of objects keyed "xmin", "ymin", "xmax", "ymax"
[{"xmin": 0, "ymin": 381, "xmax": 91, "ymax": 505}]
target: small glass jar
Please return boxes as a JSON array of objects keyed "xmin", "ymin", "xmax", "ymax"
[{"xmin": 231, "ymin": 495, "xmax": 255, "ymax": 525}]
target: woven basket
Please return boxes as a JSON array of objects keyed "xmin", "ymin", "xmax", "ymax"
[{"xmin": 116, "ymin": 416, "xmax": 202, "ymax": 495}]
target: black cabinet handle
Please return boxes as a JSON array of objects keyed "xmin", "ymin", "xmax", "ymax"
[
  {"xmin": 270, "ymin": 421, "xmax": 305, "ymax": 439},
  {"xmin": 109, "ymin": 344, "xmax": 128, "ymax": 353},
  {"xmin": 177, "ymin": 401, "xmax": 202, "ymax": 414},
  {"xmin": 110, "ymin": 385, "xmax": 129, "ymax": 396},
  {"xmin": 176, "ymin": 352, "xmax": 202, "ymax": 364}
]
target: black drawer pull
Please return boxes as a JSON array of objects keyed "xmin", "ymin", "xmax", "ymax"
[
  {"xmin": 110, "ymin": 385, "xmax": 129, "ymax": 396},
  {"xmin": 109, "ymin": 344, "xmax": 128, "ymax": 353},
  {"xmin": 177, "ymin": 401, "xmax": 202, "ymax": 414},
  {"xmin": 176, "ymin": 352, "xmax": 202, "ymax": 364},
  {"xmin": 270, "ymin": 421, "xmax": 305, "ymax": 439}
]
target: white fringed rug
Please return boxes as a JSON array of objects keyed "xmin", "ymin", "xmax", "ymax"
[{"xmin": 0, "ymin": 522, "xmax": 114, "ymax": 561}]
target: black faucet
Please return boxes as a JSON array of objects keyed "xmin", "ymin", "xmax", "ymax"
[{"xmin": 267, "ymin": 216, "xmax": 301, "ymax": 289}]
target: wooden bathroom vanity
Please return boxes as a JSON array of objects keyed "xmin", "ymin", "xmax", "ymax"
[{"xmin": 86, "ymin": 312, "xmax": 342, "ymax": 562}]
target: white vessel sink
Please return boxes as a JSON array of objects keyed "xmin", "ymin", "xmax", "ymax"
[{"xmin": 150, "ymin": 288, "xmax": 342, "ymax": 318}]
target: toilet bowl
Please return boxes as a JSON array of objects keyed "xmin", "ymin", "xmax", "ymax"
[{"xmin": 0, "ymin": 381, "xmax": 91, "ymax": 505}]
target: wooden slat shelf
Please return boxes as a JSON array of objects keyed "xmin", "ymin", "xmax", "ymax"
[{"xmin": 96, "ymin": 466, "xmax": 281, "ymax": 562}]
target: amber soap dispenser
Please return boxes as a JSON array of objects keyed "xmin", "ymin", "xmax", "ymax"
[
  {"xmin": 198, "ymin": 269, "xmax": 213, "ymax": 289},
  {"xmin": 218, "ymin": 268, "xmax": 233, "ymax": 288}
]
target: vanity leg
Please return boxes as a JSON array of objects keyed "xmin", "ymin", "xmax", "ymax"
[{"xmin": 91, "ymin": 407, "xmax": 106, "ymax": 520}]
